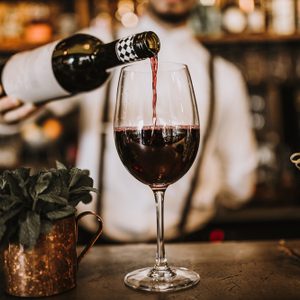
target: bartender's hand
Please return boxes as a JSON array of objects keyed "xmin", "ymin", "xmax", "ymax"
[{"xmin": 0, "ymin": 86, "xmax": 37, "ymax": 123}]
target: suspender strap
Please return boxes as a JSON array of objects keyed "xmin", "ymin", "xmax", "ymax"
[
  {"xmin": 96, "ymin": 27, "xmax": 118, "ymax": 216},
  {"xmin": 178, "ymin": 54, "xmax": 216, "ymax": 234},
  {"xmin": 96, "ymin": 81, "xmax": 111, "ymax": 216}
]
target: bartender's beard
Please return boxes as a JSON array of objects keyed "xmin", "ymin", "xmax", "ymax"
[{"xmin": 148, "ymin": 3, "xmax": 192, "ymax": 25}]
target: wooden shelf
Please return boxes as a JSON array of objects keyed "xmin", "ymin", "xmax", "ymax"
[
  {"xmin": 0, "ymin": 0, "xmax": 91, "ymax": 54},
  {"xmin": 198, "ymin": 33, "xmax": 300, "ymax": 45},
  {"xmin": 3, "ymin": 33, "xmax": 300, "ymax": 53}
]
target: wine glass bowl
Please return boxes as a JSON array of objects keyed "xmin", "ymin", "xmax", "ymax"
[
  {"xmin": 114, "ymin": 61, "xmax": 200, "ymax": 292},
  {"xmin": 114, "ymin": 125, "xmax": 200, "ymax": 188}
]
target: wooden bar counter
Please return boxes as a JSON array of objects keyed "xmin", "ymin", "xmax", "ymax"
[{"xmin": 1, "ymin": 240, "xmax": 300, "ymax": 299}]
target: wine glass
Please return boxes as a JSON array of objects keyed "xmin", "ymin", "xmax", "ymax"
[{"xmin": 113, "ymin": 61, "xmax": 200, "ymax": 292}]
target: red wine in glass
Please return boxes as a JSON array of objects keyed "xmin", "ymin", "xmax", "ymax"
[{"xmin": 114, "ymin": 125, "xmax": 200, "ymax": 188}]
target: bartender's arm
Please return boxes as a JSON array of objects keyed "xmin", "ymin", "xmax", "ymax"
[
  {"xmin": 0, "ymin": 84, "xmax": 78, "ymax": 124},
  {"xmin": 0, "ymin": 85, "xmax": 37, "ymax": 123}
]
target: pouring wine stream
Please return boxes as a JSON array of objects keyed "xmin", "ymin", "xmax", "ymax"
[{"xmin": 151, "ymin": 55, "xmax": 158, "ymax": 128}]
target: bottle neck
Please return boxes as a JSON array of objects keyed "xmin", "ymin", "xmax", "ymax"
[{"xmin": 100, "ymin": 31, "xmax": 160, "ymax": 69}]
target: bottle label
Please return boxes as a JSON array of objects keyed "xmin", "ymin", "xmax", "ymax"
[
  {"xmin": 2, "ymin": 41, "xmax": 70, "ymax": 103},
  {"xmin": 115, "ymin": 35, "xmax": 139, "ymax": 63}
]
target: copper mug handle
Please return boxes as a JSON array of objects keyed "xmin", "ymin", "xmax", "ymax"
[{"xmin": 76, "ymin": 211, "xmax": 103, "ymax": 265}]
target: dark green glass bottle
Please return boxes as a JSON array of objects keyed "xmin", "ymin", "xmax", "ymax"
[{"xmin": 1, "ymin": 31, "xmax": 160, "ymax": 103}]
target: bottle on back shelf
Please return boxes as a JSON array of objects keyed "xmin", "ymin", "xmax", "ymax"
[
  {"xmin": 247, "ymin": 0, "xmax": 266, "ymax": 34},
  {"xmin": 267, "ymin": 0, "xmax": 296, "ymax": 35},
  {"xmin": 0, "ymin": 31, "xmax": 160, "ymax": 103},
  {"xmin": 221, "ymin": 0, "xmax": 248, "ymax": 34}
]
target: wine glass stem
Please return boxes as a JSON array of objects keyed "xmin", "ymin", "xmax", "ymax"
[{"xmin": 153, "ymin": 189, "xmax": 168, "ymax": 268}]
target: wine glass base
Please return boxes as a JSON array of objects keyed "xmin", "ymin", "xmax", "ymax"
[{"xmin": 124, "ymin": 267, "xmax": 200, "ymax": 292}]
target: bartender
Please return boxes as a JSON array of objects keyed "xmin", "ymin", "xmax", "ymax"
[{"xmin": 0, "ymin": 0, "xmax": 257, "ymax": 241}]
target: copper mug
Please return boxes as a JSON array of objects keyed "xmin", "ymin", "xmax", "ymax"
[{"xmin": 2, "ymin": 211, "xmax": 103, "ymax": 297}]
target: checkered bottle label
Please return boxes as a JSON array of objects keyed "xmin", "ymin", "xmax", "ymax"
[{"xmin": 116, "ymin": 35, "xmax": 139, "ymax": 63}]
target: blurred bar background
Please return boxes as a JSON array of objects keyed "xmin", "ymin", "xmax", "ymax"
[{"xmin": 1, "ymin": 0, "xmax": 300, "ymax": 241}]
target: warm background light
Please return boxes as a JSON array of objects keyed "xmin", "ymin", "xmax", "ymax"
[
  {"xmin": 199, "ymin": 0, "xmax": 216, "ymax": 6},
  {"xmin": 239, "ymin": 0, "xmax": 255, "ymax": 14}
]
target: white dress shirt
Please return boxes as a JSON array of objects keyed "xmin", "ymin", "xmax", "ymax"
[{"xmin": 76, "ymin": 15, "xmax": 258, "ymax": 241}]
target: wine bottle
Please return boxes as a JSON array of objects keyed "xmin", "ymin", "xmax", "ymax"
[
  {"xmin": 247, "ymin": 0, "xmax": 266, "ymax": 34},
  {"xmin": 221, "ymin": 0, "xmax": 247, "ymax": 34},
  {"xmin": 267, "ymin": 0, "xmax": 296, "ymax": 35},
  {"xmin": 0, "ymin": 31, "xmax": 160, "ymax": 103}
]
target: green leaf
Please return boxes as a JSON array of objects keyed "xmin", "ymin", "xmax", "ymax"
[
  {"xmin": 15, "ymin": 174, "xmax": 30, "ymax": 199},
  {"xmin": 14, "ymin": 168, "xmax": 30, "ymax": 185},
  {"xmin": 0, "ymin": 222, "xmax": 18, "ymax": 249},
  {"xmin": 44, "ymin": 173, "xmax": 65, "ymax": 197},
  {"xmin": 46, "ymin": 205, "xmax": 76, "ymax": 220},
  {"xmin": 38, "ymin": 194, "xmax": 68, "ymax": 205},
  {"xmin": 56, "ymin": 161, "xmax": 67, "ymax": 170},
  {"xmin": 3, "ymin": 172, "xmax": 24, "ymax": 198},
  {"xmin": 69, "ymin": 168, "xmax": 90, "ymax": 188},
  {"xmin": 0, "ymin": 195, "xmax": 21, "ymax": 212},
  {"xmin": 40, "ymin": 220, "xmax": 53, "ymax": 235},
  {"xmin": 69, "ymin": 193, "xmax": 92, "ymax": 206},
  {"xmin": 69, "ymin": 168, "xmax": 82, "ymax": 188},
  {"xmin": 0, "ymin": 223, "xmax": 6, "ymax": 241},
  {"xmin": 0, "ymin": 177, "xmax": 6, "ymax": 189},
  {"xmin": 69, "ymin": 186, "xmax": 98, "ymax": 194},
  {"xmin": 57, "ymin": 172, "xmax": 69, "ymax": 199},
  {"xmin": 19, "ymin": 211, "xmax": 41, "ymax": 249},
  {"xmin": 0, "ymin": 205, "xmax": 23, "ymax": 224},
  {"xmin": 35, "ymin": 172, "xmax": 52, "ymax": 195}
]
